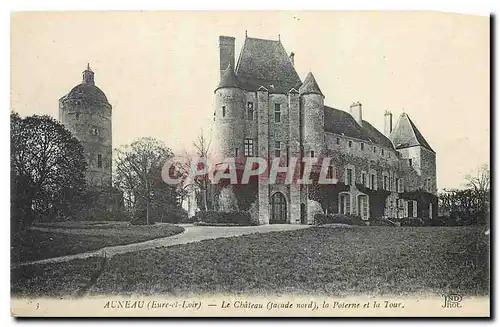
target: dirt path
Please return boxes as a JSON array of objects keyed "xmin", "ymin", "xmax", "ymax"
[{"xmin": 12, "ymin": 224, "xmax": 310, "ymax": 269}]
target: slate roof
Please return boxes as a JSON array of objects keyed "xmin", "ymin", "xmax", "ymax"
[
  {"xmin": 324, "ymin": 106, "xmax": 395, "ymax": 149},
  {"xmin": 299, "ymin": 72, "xmax": 324, "ymax": 97},
  {"xmin": 65, "ymin": 83, "xmax": 109, "ymax": 104},
  {"xmin": 235, "ymin": 37, "xmax": 302, "ymax": 93},
  {"xmin": 216, "ymin": 65, "xmax": 241, "ymax": 91},
  {"xmin": 389, "ymin": 113, "xmax": 434, "ymax": 152}
]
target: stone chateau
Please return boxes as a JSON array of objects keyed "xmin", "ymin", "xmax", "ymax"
[
  {"xmin": 213, "ymin": 34, "xmax": 438, "ymax": 224},
  {"xmin": 59, "ymin": 64, "xmax": 113, "ymax": 188}
]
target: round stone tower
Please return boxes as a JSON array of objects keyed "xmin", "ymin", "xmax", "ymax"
[
  {"xmin": 59, "ymin": 64, "xmax": 112, "ymax": 188},
  {"xmin": 213, "ymin": 64, "xmax": 246, "ymax": 164},
  {"xmin": 299, "ymin": 72, "xmax": 325, "ymax": 157}
]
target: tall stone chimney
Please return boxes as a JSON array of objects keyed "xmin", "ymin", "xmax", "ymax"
[
  {"xmin": 350, "ymin": 101, "xmax": 363, "ymax": 126},
  {"xmin": 384, "ymin": 110, "xmax": 393, "ymax": 136},
  {"xmin": 219, "ymin": 36, "xmax": 235, "ymax": 78},
  {"xmin": 289, "ymin": 52, "xmax": 295, "ymax": 66}
]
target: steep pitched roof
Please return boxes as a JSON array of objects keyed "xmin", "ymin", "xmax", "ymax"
[
  {"xmin": 299, "ymin": 72, "xmax": 324, "ymax": 97},
  {"xmin": 235, "ymin": 37, "xmax": 302, "ymax": 93},
  {"xmin": 324, "ymin": 106, "xmax": 395, "ymax": 149},
  {"xmin": 216, "ymin": 65, "xmax": 240, "ymax": 91},
  {"xmin": 389, "ymin": 113, "xmax": 434, "ymax": 152}
]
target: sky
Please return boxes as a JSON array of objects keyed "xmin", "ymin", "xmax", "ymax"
[{"xmin": 11, "ymin": 11, "xmax": 490, "ymax": 190}]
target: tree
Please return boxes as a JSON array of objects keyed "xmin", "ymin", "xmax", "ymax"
[
  {"xmin": 177, "ymin": 128, "xmax": 213, "ymax": 212},
  {"xmin": 10, "ymin": 112, "xmax": 87, "ymax": 229},
  {"xmin": 114, "ymin": 137, "xmax": 178, "ymax": 225}
]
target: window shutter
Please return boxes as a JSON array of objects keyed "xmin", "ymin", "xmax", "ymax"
[{"xmin": 413, "ymin": 200, "xmax": 418, "ymax": 218}]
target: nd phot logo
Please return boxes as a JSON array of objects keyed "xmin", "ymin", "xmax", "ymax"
[{"xmin": 442, "ymin": 294, "xmax": 463, "ymax": 308}]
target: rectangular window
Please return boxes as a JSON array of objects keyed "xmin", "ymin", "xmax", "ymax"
[
  {"xmin": 373, "ymin": 146, "xmax": 376, "ymax": 153},
  {"xmin": 274, "ymin": 103, "xmax": 281, "ymax": 123},
  {"xmin": 360, "ymin": 143, "xmax": 364, "ymax": 150},
  {"xmin": 382, "ymin": 149, "xmax": 385, "ymax": 156},
  {"xmin": 235, "ymin": 148, "xmax": 238, "ymax": 157},
  {"xmin": 336, "ymin": 137, "xmax": 340, "ymax": 145},
  {"xmin": 395, "ymin": 178, "xmax": 400, "ymax": 192},
  {"xmin": 222, "ymin": 106, "xmax": 226, "ymax": 117},
  {"xmin": 370, "ymin": 174, "xmax": 376, "ymax": 189},
  {"xmin": 348, "ymin": 140, "xmax": 352, "ymax": 147},
  {"xmin": 247, "ymin": 102, "xmax": 254, "ymax": 120},
  {"xmin": 346, "ymin": 168, "xmax": 353, "ymax": 186},
  {"xmin": 310, "ymin": 150, "xmax": 315, "ymax": 157},
  {"xmin": 274, "ymin": 141, "xmax": 281, "ymax": 157},
  {"xmin": 409, "ymin": 158, "xmax": 413, "ymax": 166},
  {"xmin": 362, "ymin": 172, "xmax": 366, "ymax": 186},
  {"xmin": 327, "ymin": 166, "xmax": 334, "ymax": 179},
  {"xmin": 244, "ymin": 138, "xmax": 254, "ymax": 156},
  {"xmin": 383, "ymin": 175, "xmax": 388, "ymax": 190},
  {"xmin": 97, "ymin": 154, "xmax": 103, "ymax": 168}
]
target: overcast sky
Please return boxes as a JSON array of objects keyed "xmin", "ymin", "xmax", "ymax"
[{"xmin": 11, "ymin": 11, "xmax": 489, "ymax": 189}]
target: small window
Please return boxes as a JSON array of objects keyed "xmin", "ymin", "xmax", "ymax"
[
  {"xmin": 327, "ymin": 166, "xmax": 334, "ymax": 179},
  {"xmin": 247, "ymin": 102, "xmax": 254, "ymax": 121},
  {"xmin": 244, "ymin": 138, "xmax": 254, "ymax": 156},
  {"xmin": 373, "ymin": 146, "xmax": 376, "ymax": 153},
  {"xmin": 383, "ymin": 175, "xmax": 388, "ymax": 190},
  {"xmin": 91, "ymin": 128, "xmax": 99, "ymax": 135},
  {"xmin": 348, "ymin": 140, "xmax": 352, "ymax": 147},
  {"xmin": 213, "ymin": 111, "xmax": 216, "ymax": 121},
  {"xmin": 222, "ymin": 106, "xmax": 226, "ymax": 117},
  {"xmin": 274, "ymin": 141, "xmax": 281, "ymax": 157},
  {"xmin": 360, "ymin": 143, "xmax": 364, "ymax": 150},
  {"xmin": 346, "ymin": 168, "xmax": 353, "ymax": 186},
  {"xmin": 274, "ymin": 103, "xmax": 281, "ymax": 123},
  {"xmin": 336, "ymin": 137, "xmax": 340, "ymax": 145},
  {"xmin": 361, "ymin": 172, "xmax": 366, "ymax": 186},
  {"xmin": 310, "ymin": 151, "xmax": 315, "ymax": 158},
  {"xmin": 409, "ymin": 158, "xmax": 413, "ymax": 166},
  {"xmin": 97, "ymin": 154, "xmax": 103, "ymax": 168},
  {"xmin": 235, "ymin": 148, "xmax": 239, "ymax": 157},
  {"xmin": 370, "ymin": 174, "xmax": 376, "ymax": 189},
  {"xmin": 382, "ymin": 149, "xmax": 385, "ymax": 156}
]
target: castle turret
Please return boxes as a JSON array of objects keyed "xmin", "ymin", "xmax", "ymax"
[
  {"xmin": 299, "ymin": 72, "xmax": 325, "ymax": 157},
  {"xmin": 59, "ymin": 64, "xmax": 112, "ymax": 188}
]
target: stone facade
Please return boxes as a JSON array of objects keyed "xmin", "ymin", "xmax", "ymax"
[
  {"xmin": 59, "ymin": 64, "xmax": 112, "ymax": 188},
  {"xmin": 213, "ymin": 35, "xmax": 437, "ymax": 224}
]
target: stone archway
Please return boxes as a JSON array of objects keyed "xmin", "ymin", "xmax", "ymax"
[{"xmin": 270, "ymin": 192, "xmax": 287, "ymax": 224}]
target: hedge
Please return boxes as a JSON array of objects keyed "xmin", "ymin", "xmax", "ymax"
[
  {"xmin": 314, "ymin": 214, "xmax": 364, "ymax": 226},
  {"xmin": 195, "ymin": 210, "xmax": 254, "ymax": 226}
]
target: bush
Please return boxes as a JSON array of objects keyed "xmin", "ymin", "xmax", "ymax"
[
  {"xmin": 400, "ymin": 218, "xmax": 424, "ymax": 227},
  {"xmin": 129, "ymin": 211, "xmax": 156, "ymax": 225},
  {"xmin": 164, "ymin": 206, "xmax": 188, "ymax": 224},
  {"xmin": 195, "ymin": 210, "xmax": 254, "ymax": 226},
  {"xmin": 314, "ymin": 214, "xmax": 364, "ymax": 226},
  {"xmin": 370, "ymin": 217, "xmax": 397, "ymax": 226}
]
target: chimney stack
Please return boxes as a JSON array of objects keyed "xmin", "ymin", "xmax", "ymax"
[
  {"xmin": 289, "ymin": 52, "xmax": 295, "ymax": 66},
  {"xmin": 349, "ymin": 101, "xmax": 363, "ymax": 126},
  {"xmin": 384, "ymin": 110, "xmax": 393, "ymax": 136},
  {"xmin": 219, "ymin": 36, "xmax": 235, "ymax": 78}
]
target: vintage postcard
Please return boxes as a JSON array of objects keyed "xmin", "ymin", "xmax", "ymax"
[{"xmin": 10, "ymin": 11, "xmax": 490, "ymax": 317}]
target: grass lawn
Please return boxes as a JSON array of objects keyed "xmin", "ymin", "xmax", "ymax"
[
  {"xmin": 11, "ymin": 221, "xmax": 184, "ymax": 264},
  {"xmin": 11, "ymin": 226, "xmax": 489, "ymax": 298},
  {"xmin": 89, "ymin": 225, "xmax": 489, "ymax": 296}
]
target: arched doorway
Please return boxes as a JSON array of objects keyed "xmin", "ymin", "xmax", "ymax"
[{"xmin": 270, "ymin": 192, "xmax": 287, "ymax": 224}]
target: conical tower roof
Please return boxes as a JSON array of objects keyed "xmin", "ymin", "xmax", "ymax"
[
  {"xmin": 390, "ymin": 113, "xmax": 434, "ymax": 152},
  {"xmin": 299, "ymin": 72, "xmax": 323, "ymax": 96},
  {"xmin": 216, "ymin": 64, "xmax": 240, "ymax": 91}
]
